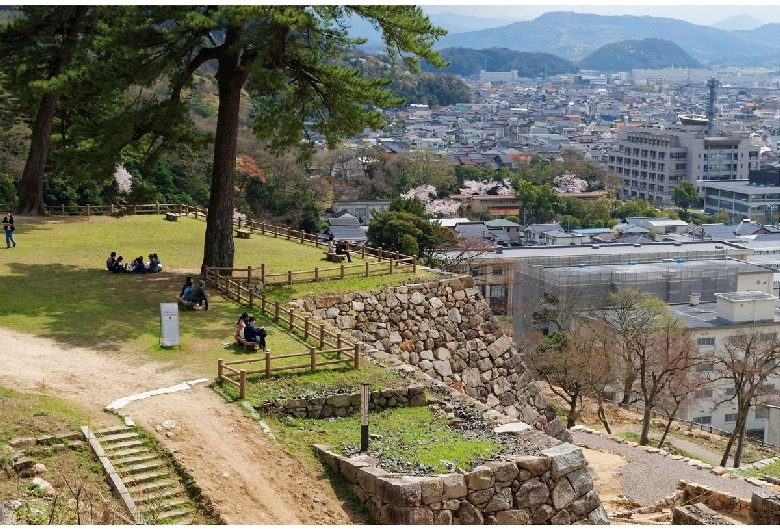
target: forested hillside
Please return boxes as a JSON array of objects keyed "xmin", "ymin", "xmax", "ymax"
[
  {"xmin": 578, "ymin": 39, "xmax": 703, "ymax": 70},
  {"xmin": 421, "ymin": 47, "xmax": 579, "ymax": 77}
]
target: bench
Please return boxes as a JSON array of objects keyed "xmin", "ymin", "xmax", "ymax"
[
  {"xmin": 235, "ymin": 337, "xmax": 259, "ymax": 351},
  {"xmin": 235, "ymin": 229, "xmax": 252, "ymax": 239},
  {"xmin": 324, "ymin": 251, "xmax": 346, "ymax": 263},
  {"xmin": 176, "ymin": 297, "xmax": 202, "ymax": 310},
  {"xmin": 165, "ymin": 212, "xmax": 182, "ymax": 221}
]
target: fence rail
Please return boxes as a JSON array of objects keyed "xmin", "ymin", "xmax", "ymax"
[
  {"xmin": 613, "ymin": 400, "xmax": 778, "ymax": 451},
  {"xmin": 217, "ymin": 344, "xmax": 359, "ymax": 398}
]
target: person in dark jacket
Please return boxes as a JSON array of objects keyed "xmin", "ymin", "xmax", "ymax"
[
  {"xmin": 190, "ymin": 279, "xmax": 210, "ymax": 310},
  {"xmin": 3, "ymin": 210, "xmax": 15, "ymax": 248},
  {"xmin": 243, "ymin": 316, "xmax": 260, "ymax": 343},
  {"xmin": 111, "ymin": 256, "xmax": 126, "ymax": 273},
  {"xmin": 106, "ymin": 251, "xmax": 117, "ymax": 271}
]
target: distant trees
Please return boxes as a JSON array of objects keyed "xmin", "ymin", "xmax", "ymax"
[
  {"xmin": 367, "ymin": 196, "xmax": 441, "ymax": 259},
  {"xmin": 672, "ymin": 180, "xmax": 699, "ymax": 212}
]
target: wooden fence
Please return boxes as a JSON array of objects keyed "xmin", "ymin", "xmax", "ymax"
[{"xmin": 217, "ymin": 343, "xmax": 360, "ymax": 399}]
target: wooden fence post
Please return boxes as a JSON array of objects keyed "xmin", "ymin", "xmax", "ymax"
[
  {"xmin": 288, "ymin": 310, "xmax": 294, "ymax": 330},
  {"xmin": 266, "ymin": 349, "xmax": 272, "ymax": 377},
  {"xmin": 247, "ymin": 266, "xmax": 253, "ymax": 306},
  {"xmin": 261, "ymin": 263, "xmax": 265, "ymax": 285},
  {"xmin": 132, "ymin": 205, "xmax": 137, "ymax": 215},
  {"xmin": 365, "ymin": 262, "xmax": 369, "ymax": 277},
  {"xmin": 304, "ymin": 317, "xmax": 310, "ymax": 340},
  {"xmin": 337, "ymin": 332, "xmax": 342, "ymax": 352},
  {"xmin": 354, "ymin": 344, "xmax": 360, "ymax": 369},
  {"xmin": 61, "ymin": 204, "xmax": 65, "ymax": 215},
  {"xmin": 274, "ymin": 302, "xmax": 280, "ymax": 321},
  {"xmin": 340, "ymin": 264, "xmax": 345, "ymax": 279},
  {"xmin": 389, "ymin": 259, "xmax": 394, "ymax": 274},
  {"xmin": 155, "ymin": 203, "xmax": 160, "ymax": 214},
  {"xmin": 287, "ymin": 271, "xmax": 292, "ymax": 284},
  {"xmin": 110, "ymin": 204, "xmax": 114, "ymax": 215},
  {"xmin": 378, "ymin": 248, "xmax": 383, "ymax": 261},
  {"xmin": 86, "ymin": 204, "xmax": 91, "ymax": 216},
  {"xmin": 310, "ymin": 347, "xmax": 316, "ymax": 372},
  {"xmin": 360, "ymin": 243, "xmax": 366, "ymax": 258},
  {"xmin": 286, "ymin": 227, "xmax": 291, "ymax": 240},
  {"xmin": 413, "ymin": 256, "xmax": 417, "ymax": 273},
  {"xmin": 319, "ymin": 324, "xmax": 325, "ymax": 349},
  {"xmin": 300, "ymin": 230, "xmax": 305, "ymax": 245},
  {"xmin": 261, "ymin": 295, "xmax": 267, "ymax": 315},
  {"xmin": 239, "ymin": 370, "xmax": 246, "ymax": 399},
  {"xmin": 314, "ymin": 267, "xmax": 319, "ymax": 282},
  {"xmin": 218, "ymin": 359, "xmax": 224, "ymax": 379}
]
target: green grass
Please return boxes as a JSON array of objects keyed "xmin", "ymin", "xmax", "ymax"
[
  {"xmin": 0, "ymin": 385, "xmax": 127, "ymax": 524},
  {"xmin": 266, "ymin": 406, "xmax": 502, "ymax": 476},
  {"xmin": 1, "ymin": 215, "xmax": 427, "ymax": 377}
]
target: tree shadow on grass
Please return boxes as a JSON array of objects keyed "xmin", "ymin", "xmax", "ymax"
[{"xmin": 2, "ymin": 262, "xmax": 229, "ymax": 351}]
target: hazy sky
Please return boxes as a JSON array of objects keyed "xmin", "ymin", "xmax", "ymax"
[{"xmin": 420, "ymin": 2, "xmax": 780, "ymax": 26}]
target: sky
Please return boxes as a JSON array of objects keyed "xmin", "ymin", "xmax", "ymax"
[{"xmin": 419, "ymin": 2, "xmax": 780, "ymax": 26}]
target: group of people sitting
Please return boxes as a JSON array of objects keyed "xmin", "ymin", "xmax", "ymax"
[
  {"xmin": 106, "ymin": 251, "xmax": 162, "ymax": 274},
  {"xmin": 179, "ymin": 276, "xmax": 210, "ymax": 310},
  {"xmin": 234, "ymin": 312, "xmax": 269, "ymax": 351},
  {"xmin": 327, "ymin": 235, "xmax": 352, "ymax": 262}
]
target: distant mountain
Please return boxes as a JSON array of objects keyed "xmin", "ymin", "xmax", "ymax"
[
  {"xmin": 434, "ymin": 11, "xmax": 780, "ymax": 67},
  {"xmin": 711, "ymin": 14, "xmax": 763, "ymax": 31},
  {"xmin": 426, "ymin": 12, "xmax": 527, "ymax": 34},
  {"xmin": 578, "ymin": 38, "xmax": 703, "ymax": 71},
  {"xmin": 420, "ymin": 47, "xmax": 579, "ymax": 78}
]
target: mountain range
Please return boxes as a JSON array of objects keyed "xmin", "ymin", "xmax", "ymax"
[{"xmin": 433, "ymin": 12, "xmax": 780, "ymax": 67}]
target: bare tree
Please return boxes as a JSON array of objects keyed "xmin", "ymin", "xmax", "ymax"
[
  {"xmin": 711, "ymin": 328, "xmax": 780, "ymax": 467},
  {"xmin": 601, "ymin": 288, "xmax": 700, "ymax": 446},
  {"xmin": 654, "ymin": 364, "xmax": 705, "ymax": 448}
]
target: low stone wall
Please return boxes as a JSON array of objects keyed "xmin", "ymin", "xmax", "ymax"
[
  {"xmin": 751, "ymin": 490, "xmax": 780, "ymax": 524},
  {"xmin": 292, "ymin": 276, "xmax": 571, "ymax": 443},
  {"xmin": 315, "ymin": 443, "xmax": 609, "ymax": 525},
  {"xmin": 256, "ymin": 384, "xmax": 427, "ymax": 419},
  {"xmin": 678, "ymin": 480, "xmax": 750, "ymax": 519},
  {"xmin": 672, "ymin": 503, "xmax": 734, "ymax": 525}
]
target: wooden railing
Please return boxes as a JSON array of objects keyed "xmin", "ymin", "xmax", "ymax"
[{"xmin": 217, "ymin": 343, "xmax": 360, "ymax": 399}]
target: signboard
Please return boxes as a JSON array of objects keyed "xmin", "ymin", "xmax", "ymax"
[{"xmin": 160, "ymin": 303, "xmax": 180, "ymax": 347}]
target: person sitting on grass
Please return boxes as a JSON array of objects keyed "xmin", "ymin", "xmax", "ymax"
[
  {"xmin": 106, "ymin": 251, "xmax": 117, "ymax": 271},
  {"xmin": 190, "ymin": 279, "xmax": 210, "ymax": 311},
  {"xmin": 242, "ymin": 317, "xmax": 269, "ymax": 351},
  {"xmin": 181, "ymin": 281, "xmax": 194, "ymax": 303},
  {"xmin": 111, "ymin": 256, "xmax": 126, "ymax": 273}
]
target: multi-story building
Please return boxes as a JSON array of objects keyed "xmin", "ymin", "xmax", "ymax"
[{"xmin": 607, "ymin": 122, "xmax": 760, "ymax": 207}]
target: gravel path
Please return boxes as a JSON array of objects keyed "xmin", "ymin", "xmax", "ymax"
[{"xmin": 571, "ymin": 430, "xmax": 777, "ymax": 506}]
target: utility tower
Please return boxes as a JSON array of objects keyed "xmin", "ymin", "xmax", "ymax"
[{"xmin": 706, "ymin": 78, "xmax": 719, "ymax": 135}]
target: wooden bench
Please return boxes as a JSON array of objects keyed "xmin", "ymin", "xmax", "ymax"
[
  {"xmin": 324, "ymin": 251, "xmax": 346, "ymax": 263},
  {"xmin": 235, "ymin": 229, "xmax": 252, "ymax": 239},
  {"xmin": 176, "ymin": 297, "xmax": 202, "ymax": 310},
  {"xmin": 165, "ymin": 212, "xmax": 182, "ymax": 221},
  {"xmin": 235, "ymin": 337, "xmax": 259, "ymax": 351}
]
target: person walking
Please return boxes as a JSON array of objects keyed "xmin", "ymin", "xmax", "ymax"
[{"xmin": 3, "ymin": 210, "xmax": 15, "ymax": 248}]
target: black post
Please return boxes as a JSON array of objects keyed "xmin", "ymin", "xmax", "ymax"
[{"xmin": 360, "ymin": 382, "xmax": 369, "ymax": 453}]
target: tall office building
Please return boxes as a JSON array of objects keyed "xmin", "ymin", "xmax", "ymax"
[{"xmin": 608, "ymin": 121, "xmax": 760, "ymax": 207}]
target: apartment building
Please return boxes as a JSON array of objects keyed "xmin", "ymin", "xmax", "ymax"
[{"xmin": 608, "ymin": 123, "xmax": 760, "ymax": 207}]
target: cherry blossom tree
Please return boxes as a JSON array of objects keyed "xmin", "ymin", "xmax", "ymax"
[{"xmin": 551, "ymin": 173, "xmax": 588, "ymax": 194}]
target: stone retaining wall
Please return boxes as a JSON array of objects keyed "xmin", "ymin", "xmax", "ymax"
[
  {"xmin": 257, "ymin": 384, "xmax": 427, "ymax": 419},
  {"xmin": 292, "ymin": 276, "xmax": 571, "ymax": 443},
  {"xmin": 678, "ymin": 480, "xmax": 751, "ymax": 519},
  {"xmin": 314, "ymin": 442, "xmax": 609, "ymax": 525},
  {"xmin": 672, "ymin": 503, "xmax": 734, "ymax": 525},
  {"xmin": 751, "ymin": 490, "xmax": 780, "ymax": 524}
]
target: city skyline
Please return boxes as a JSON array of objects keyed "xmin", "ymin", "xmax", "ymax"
[{"xmin": 420, "ymin": 2, "xmax": 780, "ymax": 27}]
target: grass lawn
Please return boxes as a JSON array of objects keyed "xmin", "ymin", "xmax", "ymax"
[{"xmin": 0, "ymin": 214, "xmax": 429, "ymax": 377}]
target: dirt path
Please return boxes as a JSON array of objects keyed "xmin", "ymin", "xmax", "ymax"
[{"xmin": 0, "ymin": 327, "xmax": 359, "ymax": 524}]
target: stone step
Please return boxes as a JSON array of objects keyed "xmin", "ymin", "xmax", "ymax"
[
  {"xmin": 101, "ymin": 439, "xmax": 144, "ymax": 451},
  {"xmin": 157, "ymin": 496, "xmax": 191, "ymax": 510},
  {"xmin": 127, "ymin": 478, "xmax": 178, "ymax": 496},
  {"xmin": 153, "ymin": 507, "xmax": 194, "ymax": 523},
  {"xmin": 106, "ymin": 446, "xmax": 147, "ymax": 458},
  {"xmin": 96, "ymin": 431, "xmax": 140, "ymax": 443},
  {"xmin": 119, "ymin": 460, "xmax": 166, "ymax": 475},
  {"xmin": 122, "ymin": 469, "xmax": 169, "ymax": 485},
  {"xmin": 134, "ymin": 487, "xmax": 184, "ymax": 503},
  {"xmin": 112, "ymin": 453, "xmax": 157, "ymax": 466},
  {"xmin": 93, "ymin": 425, "xmax": 135, "ymax": 436}
]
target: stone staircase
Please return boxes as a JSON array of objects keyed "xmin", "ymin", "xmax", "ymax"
[{"xmin": 88, "ymin": 426, "xmax": 197, "ymax": 524}]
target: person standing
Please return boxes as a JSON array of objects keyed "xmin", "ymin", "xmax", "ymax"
[{"xmin": 3, "ymin": 210, "xmax": 15, "ymax": 248}]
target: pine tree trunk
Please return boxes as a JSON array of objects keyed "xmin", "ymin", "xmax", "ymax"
[
  {"xmin": 17, "ymin": 7, "xmax": 87, "ymax": 216},
  {"xmin": 201, "ymin": 34, "xmax": 248, "ymax": 273}
]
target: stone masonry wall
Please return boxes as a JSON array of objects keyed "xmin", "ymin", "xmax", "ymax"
[
  {"xmin": 291, "ymin": 276, "xmax": 571, "ymax": 443},
  {"xmin": 257, "ymin": 384, "xmax": 427, "ymax": 419},
  {"xmin": 315, "ymin": 442, "xmax": 609, "ymax": 525}
]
